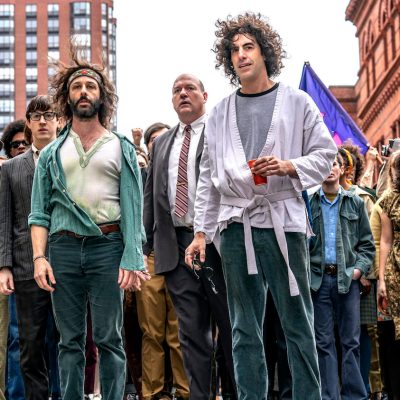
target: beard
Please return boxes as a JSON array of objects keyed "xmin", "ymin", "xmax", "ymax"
[{"xmin": 69, "ymin": 96, "xmax": 101, "ymax": 120}]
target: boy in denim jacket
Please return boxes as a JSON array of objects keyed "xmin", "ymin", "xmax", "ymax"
[{"xmin": 309, "ymin": 153, "xmax": 375, "ymax": 400}]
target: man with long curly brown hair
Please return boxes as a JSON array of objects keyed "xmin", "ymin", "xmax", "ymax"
[
  {"xmin": 28, "ymin": 45, "xmax": 150, "ymax": 399},
  {"xmin": 186, "ymin": 13, "xmax": 337, "ymax": 399}
]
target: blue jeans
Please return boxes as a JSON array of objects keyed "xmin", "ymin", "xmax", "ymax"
[
  {"xmin": 6, "ymin": 294, "xmax": 25, "ymax": 400},
  {"xmin": 312, "ymin": 274, "xmax": 367, "ymax": 400},
  {"xmin": 220, "ymin": 223, "xmax": 320, "ymax": 400},
  {"xmin": 49, "ymin": 232, "xmax": 125, "ymax": 400}
]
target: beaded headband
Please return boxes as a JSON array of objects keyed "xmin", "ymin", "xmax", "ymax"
[{"xmin": 67, "ymin": 68, "xmax": 103, "ymax": 88}]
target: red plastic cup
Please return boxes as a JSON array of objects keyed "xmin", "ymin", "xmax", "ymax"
[{"xmin": 248, "ymin": 159, "xmax": 267, "ymax": 185}]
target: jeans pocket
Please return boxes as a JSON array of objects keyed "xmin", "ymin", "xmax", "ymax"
[
  {"xmin": 48, "ymin": 233, "xmax": 65, "ymax": 244},
  {"xmin": 101, "ymin": 231, "xmax": 123, "ymax": 242}
]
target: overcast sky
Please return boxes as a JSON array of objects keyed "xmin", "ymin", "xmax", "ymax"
[{"xmin": 113, "ymin": 0, "xmax": 360, "ymax": 138}]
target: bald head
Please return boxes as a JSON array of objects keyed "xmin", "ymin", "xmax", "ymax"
[{"xmin": 172, "ymin": 74, "xmax": 208, "ymax": 125}]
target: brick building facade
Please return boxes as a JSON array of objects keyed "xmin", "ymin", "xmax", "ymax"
[
  {"xmin": 330, "ymin": 0, "xmax": 400, "ymax": 149},
  {"xmin": 0, "ymin": 0, "xmax": 116, "ymax": 132}
]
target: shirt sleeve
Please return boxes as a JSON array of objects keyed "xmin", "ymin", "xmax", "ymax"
[
  {"xmin": 194, "ymin": 112, "xmax": 221, "ymax": 243},
  {"xmin": 290, "ymin": 96, "xmax": 337, "ymax": 191},
  {"xmin": 28, "ymin": 152, "xmax": 52, "ymax": 229}
]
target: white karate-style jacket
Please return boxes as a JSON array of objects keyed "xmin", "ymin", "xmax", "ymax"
[{"xmin": 194, "ymin": 83, "xmax": 337, "ymax": 296}]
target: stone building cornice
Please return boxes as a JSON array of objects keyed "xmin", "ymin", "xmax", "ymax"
[
  {"xmin": 345, "ymin": 0, "xmax": 364, "ymax": 23},
  {"xmin": 359, "ymin": 58, "xmax": 400, "ymax": 131}
]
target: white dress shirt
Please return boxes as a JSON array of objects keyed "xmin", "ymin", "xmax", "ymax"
[{"xmin": 168, "ymin": 114, "xmax": 206, "ymax": 227}]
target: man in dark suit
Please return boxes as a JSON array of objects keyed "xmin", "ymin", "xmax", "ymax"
[
  {"xmin": 143, "ymin": 74, "xmax": 236, "ymax": 400},
  {"xmin": 0, "ymin": 95, "xmax": 60, "ymax": 400}
]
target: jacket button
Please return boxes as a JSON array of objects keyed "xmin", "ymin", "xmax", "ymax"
[{"xmin": 167, "ymin": 211, "xmax": 171, "ymax": 215}]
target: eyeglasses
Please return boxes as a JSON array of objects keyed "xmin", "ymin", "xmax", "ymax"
[
  {"xmin": 10, "ymin": 140, "xmax": 29, "ymax": 149},
  {"xmin": 192, "ymin": 259, "xmax": 219, "ymax": 295},
  {"xmin": 29, "ymin": 111, "xmax": 57, "ymax": 121}
]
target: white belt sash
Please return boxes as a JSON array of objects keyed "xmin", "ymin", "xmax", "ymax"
[{"xmin": 220, "ymin": 189, "xmax": 301, "ymax": 297}]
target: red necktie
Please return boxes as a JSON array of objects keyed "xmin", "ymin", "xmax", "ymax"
[{"xmin": 175, "ymin": 125, "xmax": 191, "ymax": 218}]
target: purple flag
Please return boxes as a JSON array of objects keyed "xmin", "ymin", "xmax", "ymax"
[{"xmin": 299, "ymin": 62, "xmax": 368, "ymax": 154}]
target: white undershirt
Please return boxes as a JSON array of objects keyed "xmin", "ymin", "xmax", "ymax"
[
  {"xmin": 60, "ymin": 129, "xmax": 121, "ymax": 224},
  {"xmin": 168, "ymin": 114, "xmax": 206, "ymax": 227}
]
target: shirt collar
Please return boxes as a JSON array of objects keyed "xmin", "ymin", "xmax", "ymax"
[
  {"xmin": 178, "ymin": 113, "xmax": 207, "ymax": 136},
  {"xmin": 31, "ymin": 143, "xmax": 40, "ymax": 155},
  {"xmin": 320, "ymin": 186, "xmax": 342, "ymax": 204}
]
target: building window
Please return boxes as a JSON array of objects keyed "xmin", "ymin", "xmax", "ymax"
[
  {"xmin": 48, "ymin": 50, "xmax": 60, "ymax": 60},
  {"xmin": 0, "ymin": 116, "xmax": 13, "ymax": 126},
  {"xmin": 48, "ymin": 19, "xmax": 59, "ymax": 32},
  {"xmin": 26, "ymin": 4, "xmax": 37, "ymax": 16},
  {"xmin": 26, "ymin": 50, "xmax": 37, "ymax": 65},
  {"xmin": 0, "ymin": 67, "xmax": 14, "ymax": 79},
  {"xmin": 102, "ymin": 33, "xmax": 107, "ymax": 47},
  {"xmin": 101, "ymin": 3, "xmax": 107, "ymax": 16},
  {"xmin": 0, "ymin": 5, "xmax": 14, "ymax": 17},
  {"xmin": 73, "ymin": 17, "xmax": 90, "ymax": 31},
  {"xmin": 74, "ymin": 33, "xmax": 91, "ymax": 46},
  {"xmin": 26, "ymin": 19, "xmax": 37, "ymax": 32},
  {"xmin": 48, "ymin": 35, "xmax": 59, "ymax": 48},
  {"xmin": 0, "ymin": 51, "xmax": 14, "ymax": 65},
  {"xmin": 48, "ymin": 4, "xmax": 59, "ymax": 16},
  {"xmin": 26, "ymin": 35, "xmax": 37, "ymax": 48},
  {"xmin": 0, "ymin": 99, "xmax": 14, "ymax": 112},
  {"xmin": 0, "ymin": 19, "xmax": 14, "ymax": 33},
  {"xmin": 72, "ymin": 2, "xmax": 90, "ymax": 15},
  {"xmin": 0, "ymin": 83, "xmax": 13, "ymax": 96},
  {"xmin": 0, "ymin": 35, "xmax": 14, "ymax": 47},
  {"xmin": 101, "ymin": 18, "xmax": 107, "ymax": 30},
  {"xmin": 26, "ymin": 83, "xmax": 37, "ymax": 96},
  {"xmin": 26, "ymin": 67, "xmax": 37, "ymax": 80}
]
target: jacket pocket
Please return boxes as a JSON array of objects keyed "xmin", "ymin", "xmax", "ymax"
[{"xmin": 340, "ymin": 211, "xmax": 359, "ymax": 237}]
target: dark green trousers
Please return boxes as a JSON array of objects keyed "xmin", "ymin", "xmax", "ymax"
[{"xmin": 220, "ymin": 223, "xmax": 321, "ymax": 400}]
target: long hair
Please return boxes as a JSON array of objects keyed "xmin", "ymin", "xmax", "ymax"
[
  {"xmin": 213, "ymin": 12, "xmax": 286, "ymax": 86},
  {"xmin": 49, "ymin": 41, "xmax": 118, "ymax": 128}
]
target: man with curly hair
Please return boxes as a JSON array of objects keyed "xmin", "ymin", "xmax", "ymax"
[
  {"xmin": 28, "ymin": 46, "xmax": 150, "ymax": 399},
  {"xmin": 186, "ymin": 13, "xmax": 337, "ymax": 399}
]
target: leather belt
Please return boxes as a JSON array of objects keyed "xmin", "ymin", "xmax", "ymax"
[
  {"xmin": 324, "ymin": 264, "xmax": 337, "ymax": 276},
  {"xmin": 57, "ymin": 223, "xmax": 120, "ymax": 237}
]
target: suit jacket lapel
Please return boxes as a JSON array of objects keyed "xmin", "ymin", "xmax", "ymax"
[
  {"xmin": 161, "ymin": 125, "xmax": 179, "ymax": 192},
  {"xmin": 23, "ymin": 148, "xmax": 35, "ymax": 177}
]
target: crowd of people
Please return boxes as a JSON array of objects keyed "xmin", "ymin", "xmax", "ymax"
[{"xmin": 0, "ymin": 11, "xmax": 399, "ymax": 400}]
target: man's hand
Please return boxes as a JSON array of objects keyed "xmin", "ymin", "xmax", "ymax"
[
  {"xmin": 252, "ymin": 156, "xmax": 298, "ymax": 178},
  {"xmin": 185, "ymin": 232, "xmax": 206, "ymax": 269},
  {"xmin": 352, "ymin": 268, "xmax": 362, "ymax": 281},
  {"xmin": 0, "ymin": 267, "xmax": 14, "ymax": 295},
  {"xmin": 365, "ymin": 146, "xmax": 383, "ymax": 166},
  {"xmin": 118, "ymin": 268, "xmax": 151, "ymax": 291},
  {"xmin": 131, "ymin": 128, "xmax": 143, "ymax": 147},
  {"xmin": 34, "ymin": 258, "xmax": 56, "ymax": 292},
  {"xmin": 359, "ymin": 276, "xmax": 372, "ymax": 296}
]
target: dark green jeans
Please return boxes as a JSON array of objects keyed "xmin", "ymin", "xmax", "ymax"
[
  {"xmin": 49, "ymin": 232, "xmax": 125, "ymax": 400},
  {"xmin": 220, "ymin": 223, "xmax": 321, "ymax": 400}
]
